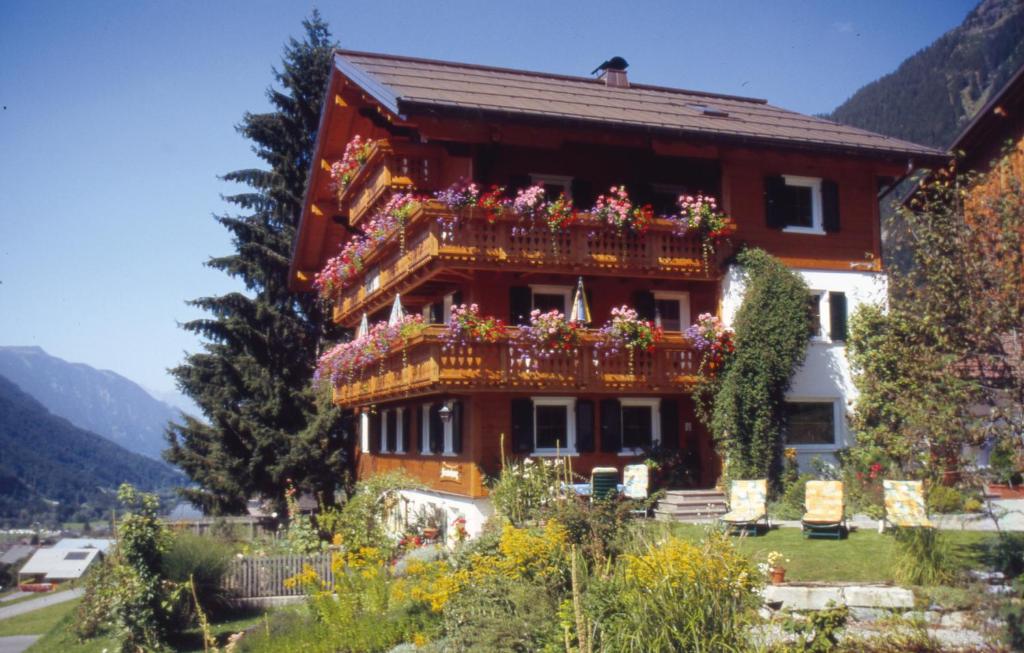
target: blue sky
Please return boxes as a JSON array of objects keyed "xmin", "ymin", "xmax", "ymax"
[{"xmin": 0, "ymin": 0, "xmax": 976, "ymax": 395}]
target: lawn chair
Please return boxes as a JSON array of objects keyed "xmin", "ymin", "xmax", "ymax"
[
  {"xmin": 623, "ymin": 464, "xmax": 649, "ymax": 517},
  {"xmin": 801, "ymin": 480, "xmax": 846, "ymax": 539},
  {"xmin": 882, "ymin": 480, "xmax": 935, "ymax": 531},
  {"xmin": 719, "ymin": 479, "xmax": 769, "ymax": 535},
  {"xmin": 590, "ymin": 467, "xmax": 619, "ymax": 501}
]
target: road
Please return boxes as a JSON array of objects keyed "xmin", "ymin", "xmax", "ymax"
[
  {"xmin": 0, "ymin": 588, "xmax": 82, "ymax": 621},
  {"xmin": 0, "ymin": 636, "xmax": 39, "ymax": 653}
]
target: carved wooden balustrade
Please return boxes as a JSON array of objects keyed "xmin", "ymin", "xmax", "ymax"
[
  {"xmin": 337, "ymin": 139, "xmax": 443, "ymax": 227},
  {"xmin": 332, "ymin": 204, "xmax": 720, "ymax": 325},
  {"xmin": 332, "ymin": 326, "xmax": 700, "ymax": 407}
]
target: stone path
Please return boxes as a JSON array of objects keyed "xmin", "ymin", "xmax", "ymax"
[
  {"xmin": 0, "ymin": 588, "xmax": 82, "ymax": 621},
  {"xmin": 0, "ymin": 636, "xmax": 39, "ymax": 653}
]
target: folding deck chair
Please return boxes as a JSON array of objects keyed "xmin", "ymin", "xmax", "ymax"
[
  {"xmin": 801, "ymin": 480, "xmax": 846, "ymax": 539},
  {"xmin": 882, "ymin": 480, "xmax": 935, "ymax": 531},
  {"xmin": 622, "ymin": 464, "xmax": 650, "ymax": 517},
  {"xmin": 590, "ymin": 467, "xmax": 620, "ymax": 501},
  {"xmin": 719, "ymin": 479, "xmax": 769, "ymax": 535}
]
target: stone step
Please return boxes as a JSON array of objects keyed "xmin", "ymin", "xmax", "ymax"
[
  {"xmin": 658, "ymin": 495, "xmax": 728, "ymax": 507},
  {"xmin": 653, "ymin": 508, "xmax": 724, "ymax": 522}
]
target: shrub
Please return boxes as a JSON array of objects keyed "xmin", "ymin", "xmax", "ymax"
[
  {"xmin": 441, "ymin": 575, "xmax": 562, "ymax": 653},
  {"xmin": 330, "ymin": 472, "xmax": 417, "ymax": 554},
  {"xmin": 982, "ymin": 533, "xmax": 1024, "ymax": 579},
  {"xmin": 926, "ymin": 485, "xmax": 965, "ymax": 514},
  {"xmin": 160, "ymin": 532, "xmax": 234, "ymax": 621},
  {"xmin": 772, "ymin": 474, "xmax": 812, "ymax": 520},
  {"xmin": 587, "ymin": 531, "xmax": 760, "ymax": 652},
  {"xmin": 541, "ymin": 494, "xmax": 637, "ymax": 566},
  {"xmin": 488, "ymin": 456, "xmax": 564, "ymax": 527},
  {"xmin": 892, "ymin": 528, "xmax": 956, "ymax": 586}
]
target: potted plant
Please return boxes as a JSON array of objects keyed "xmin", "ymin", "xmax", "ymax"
[{"xmin": 767, "ymin": 550, "xmax": 789, "ymax": 585}]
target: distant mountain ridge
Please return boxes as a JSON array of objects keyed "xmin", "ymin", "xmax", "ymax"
[
  {"xmin": 0, "ymin": 374, "xmax": 182, "ymax": 527},
  {"xmin": 0, "ymin": 346, "xmax": 183, "ymax": 459},
  {"xmin": 828, "ymin": 0, "xmax": 1024, "ymax": 147}
]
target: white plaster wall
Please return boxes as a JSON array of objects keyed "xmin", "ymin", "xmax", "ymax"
[
  {"xmin": 720, "ymin": 266, "xmax": 887, "ymax": 468},
  {"xmin": 396, "ymin": 489, "xmax": 494, "ymax": 543}
]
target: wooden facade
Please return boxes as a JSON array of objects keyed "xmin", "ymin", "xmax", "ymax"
[{"xmin": 292, "ymin": 51, "xmax": 945, "ymax": 499}]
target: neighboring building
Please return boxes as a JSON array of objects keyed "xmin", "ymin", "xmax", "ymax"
[
  {"xmin": 17, "ymin": 538, "xmax": 111, "ymax": 583},
  {"xmin": 290, "ymin": 51, "xmax": 945, "ymax": 535},
  {"xmin": 0, "ymin": 545, "xmax": 35, "ymax": 566}
]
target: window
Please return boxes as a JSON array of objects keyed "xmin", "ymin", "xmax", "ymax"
[
  {"xmin": 530, "ymin": 174, "xmax": 573, "ymax": 200},
  {"xmin": 805, "ymin": 291, "xmax": 848, "ymax": 343},
  {"xmin": 530, "ymin": 284, "xmax": 573, "ymax": 315},
  {"xmin": 783, "ymin": 401, "xmax": 837, "ymax": 445},
  {"xmin": 383, "ymin": 410, "xmax": 395, "ymax": 453},
  {"xmin": 807, "ymin": 291, "xmax": 825, "ymax": 339},
  {"xmin": 619, "ymin": 398, "xmax": 660, "ymax": 454},
  {"xmin": 771, "ymin": 176, "xmax": 823, "ymax": 234},
  {"xmin": 532, "ymin": 397, "xmax": 575, "ymax": 453},
  {"xmin": 650, "ymin": 183, "xmax": 685, "ymax": 216},
  {"xmin": 360, "ymin": 412, "xmax": 370, "ymax": 452},
  {"xmin": 364, "ymin": 266, "xmax": 381, "ymax": 294},
  {"xmin": 395, "ymin": 407, "xmax": 405, "ymax": 454},
  {"xmin": 420, "ymin": 404, "xmax": 432, "ymax": 455},
  {"xmin": 653, "ymin": 291, "xmax": 690, "ymax": 332}
]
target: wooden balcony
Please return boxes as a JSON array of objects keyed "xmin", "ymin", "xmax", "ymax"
[
  {"xmin": 332, "ymin": 326, "xmax": 700, "ymax": 407},
  {"xmin": 338, "ymin": 139, "xmax": 444, "ymax": 227},
  {"xmin": 332, "ymin": 204, "xmax": 720, "ymax": 326}
]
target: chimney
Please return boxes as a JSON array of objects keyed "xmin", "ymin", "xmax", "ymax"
[{"xmin": 601, "ymin": 68, "xmax": 629, "ymax": 89}]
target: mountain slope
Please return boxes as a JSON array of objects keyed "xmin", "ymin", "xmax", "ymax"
[
  {"xmin": 828, "ymin": 0, "xmax": 1024, "ymax": 147},
  {"xmin": 0, "ymin": 346, "xmax": 184, "ymax": 459},
  {"xmin": 0, "ymin": 374, "xmax": 182, "ymax": 527}
]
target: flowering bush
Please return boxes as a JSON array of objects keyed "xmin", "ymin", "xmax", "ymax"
[
  {"xmin": 512, "ymin": 185, "xmax": 547, "ymax": 219},
  {"xmin": 478, "ymin": 184, "xmax": 507, "ymax": 223},
  {"xmin": 675, "ymin": 194, "xmax": 736, "ymax": 268},
  {"xmin": 433, "ymin": 179, "xmax": 479, "ymax": 213},
  {"xmin": 314, "ymin": 315, "xmax": 425, "ymax": 385},
  {"xmin": 513, "ymin": 309, "xmax": 582, "ymax": 367},
  {"xmin": 329, "ymin": 134, "xmax": 374, "ymax": 198},
  {"xmin": 441, "ymin": 304, "xmax": 507, "ymax": 349},
  {"xmin": 597, "ymin": 305, "xmax": 663, "ymax": 357},
  {"xmin": 543, "ymin": 194, "xmax": 577, "ymax": 234},
  {"xmin": 592, "ymin": 185, "xmax": 652, "ymax": 234},
  {"xmin": 685, "ymin": 312, "xmax": 735, "ymax": 377}
]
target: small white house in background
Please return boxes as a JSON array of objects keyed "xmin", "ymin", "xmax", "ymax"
[
  {"xmin": 721, "ymin": 266, "xmax": 888, "ymax": 470},
  {"xmin": 17, "ymin": 538, "xmax": 112, "ymax": 583}
]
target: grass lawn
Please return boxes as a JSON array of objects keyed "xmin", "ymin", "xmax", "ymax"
[
  {"xmin": 26, "ymin": 606, "xmax": 269, "ymax": 653},
  {"xmin": 658, "ymin": 523, "xmax": 995, "ymax": 584},
  {"xmin": 0, "ymin": 598, "xmax": 80, "ymax": 637}
]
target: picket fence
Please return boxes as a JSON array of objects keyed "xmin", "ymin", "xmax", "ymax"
[{"xmin": 223, "ymin": 553, "xmax": 334, "ymax": 598}]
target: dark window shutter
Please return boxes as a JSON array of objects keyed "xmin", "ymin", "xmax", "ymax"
[
  {"xmin": 451, "ymin": 400, "xmax": 464, "ymax": 454},
  {"xmin": 764, "ymin": 175, "xmax": 788, "ymax": 229},
  {"xmin": 829, "ymin": 292, "xmax": 848, "ymax": 342},
  {"xmin": 821, "ymin": 179, "xmax": 840, "ymax": 233},
  {"xmin": 660, "ymin": 399, "xmax": 679, "ymax": 449},
  {"xmin": 510, "ymin": 398, "xmax": 534, "ymax": 454},
  {"xmin": 401, "ymin": 408, "xmax": 411, "ymax": 453},
  {"xmin": 633, "ymin": 290, "xmax": 656, "ymax": 322},
  {"xmin": 575, "ymin": 399, "xmax": 595, "ymax": 453},
  {"xmin": 368, "ymin": 412, "xmax": 381, "ymax": 453},
  {"xmin": 451, "ymin": 290, "xmax": 463, "ymax": 307},
  {"xmin": 429, "ymin": 403, "xmax": 444, "ymax": 453},
  {"xmin": 509, "ymin": 286, "xmax": 532, "ymax": 326},
  {"xmin": 385, "ymin": 410, "xmax": 397, "ymax": 452},
  {"xmin": 571, "ymin": 178, "xmax": 595, "ymax": 209},
  {"xmin": 414, "ymin": 405, "xmax": 423, "ymax": 453},
  {"xmin": 600, "ymin": 399, "xmax": 621, "ymax": 453},
  {"xmin": 430, "ymin": 301, "xmax": 444, "ymax": 324},
  {"xmin": 508, "ymin": 174, "xmax": 531, "ymax": 193}
]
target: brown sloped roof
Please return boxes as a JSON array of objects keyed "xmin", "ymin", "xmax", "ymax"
[{"xmin": 335, "ymin": 50, "xmax": 946, "ymax": 161}]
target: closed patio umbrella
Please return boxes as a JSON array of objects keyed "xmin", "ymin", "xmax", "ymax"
[
  {"xmin": 357, "ymin": 313, "xmax": 369, "ymax": 338},
  {"xmin": 388, "ymin": 294, "xmax": 405, "ymax": 326},
  {"xmin": 569, "ymin": 277, "xmax": 591, "ymax": 324}
]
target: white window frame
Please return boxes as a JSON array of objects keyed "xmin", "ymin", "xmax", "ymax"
[
  {"xmin": 781, "ymin": 175, "xmax": 825, "ymax": 236},
  {"xmin": 652, "ymin": 291, "xmax": 691, "ymax": 332},
  {"xmin": 531, "ymin": 396, "xmax": 576, "ymax": 455},
  {"xmin": 380, "ymin": 410, "xmax": 391, "ymax": 454},
  {"xmin": 395, "ymin": 407, "xmax": 405, "ymax": 454},
  {"xmin": 442, "ymin": 400, "xmax": 456, "ymax": 457},
  {"xmin": 364, "ymin": 266, "xmax": 381, "ymax": 294},
  {"xmin": 420, "ymin": 403, "xmax": 432, "ymax": 455},
  {"xmin": 618, "ymin": 397, "xmax": 661, "ymax": 456},
  {"xmin": 529, "ymin": 284, "xmax": 573, "ymax": 315},
  {"xmin": 360, "ymin": 412, "xmax": 370, "ymax": 452},
  {"xmin": 530, "ymin": 173, "xmax": 573, "ymax": 200},
  {"xmin": 782, "ymin": 397, "xmax": 841, "ymax": 451}
]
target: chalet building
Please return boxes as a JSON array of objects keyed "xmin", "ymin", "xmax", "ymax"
[{"xmin": 290, "ymin": 51, "xmax": 945, "ymax": 536}]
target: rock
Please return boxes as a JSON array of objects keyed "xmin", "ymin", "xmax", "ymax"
[
  {"xmin": 929, "ymin": 627, "xmax": 989, "ymax": 649},
  {"xmin": 848, "ymin": 607, "xmax": 887, "ymax": 622},
  {"xmin": 938, "ymin": 611, "xmax": 972, "ymax": 629},
  {"xmin": 763, "ymin": 586, "xmax": 844, "ymax": 611},
  {"xmin": 844, "ymin": 585, "xmax": 914, "ymax": 609},
  {"xmin": 967, "ymin": 569, "xmax": 1005, "ymax": 583}
]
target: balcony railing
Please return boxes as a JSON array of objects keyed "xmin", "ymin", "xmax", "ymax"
[
  {"xmin": 332, "ymin": 326, "xmax": 700, "ymax": 406},
  {"xmin": 338, "ymin": 139, "xmax": 443, "ymax": 227},
  {"xmin": 332, "ymin": 204, "xmax": 719, "ymax": 325}
]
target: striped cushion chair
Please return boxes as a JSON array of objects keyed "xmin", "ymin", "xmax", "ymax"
[
  {"xmin": 719, "ymin": 479, "xmax": 769, "ymax": 534},
  {"xmin": 801, "ymin": 480, "xmax": 846, "ymax": 539},
  {"xmin": 883, "ymin": 480, "xmax": 935, "ymax": 530}
]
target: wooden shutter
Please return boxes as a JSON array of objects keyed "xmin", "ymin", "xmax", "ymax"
[
  {"xmin": 509, "ymin": 286, "xmax": 532, "ymax": 326},
  {"xmin": 575, "ymin": 399, "xmax": 595, "ymax": 453},
  {"xmin": 633, "ymin": 290, "xmax": 656, "ymax": 322},
  {"xmin": 430, "ymin": 301, "xmax": 444, "ymax": 324},
  {"xmin": 429, "ymin": 403, "xmax": 444, "ymax": 453},
  {"xmin": 822, "ymin": 179, "xmax": 840, "ymax": 233},
  {"xmin": 571, "ymin": 178, "xmax": 595, "ymax": 208},
  {"xmin": 401, "ymin": 408, "xmax": 411, "ymax": 453},
  {"xmin": 451, "ymin": 400, "xmax": 464, "ymax": 454},
  {"xmin": 600, "ymin": 399, "xmax": 621, "ymax": 453},
  {"xmin": 660, "ymin": 399, "xmax": 679, "ymax": 449},
  {"xmin": 451, "ymin": 290, "xmax": 463, "ymax": 307},
  {"xmin": 414, "ymin": 405, "xmax": 423, "ymax": 453},
  {"xmin": 368, "ymin": 412, "xmax": 381, "ymax": 453},
  {"xmin": 510, "ymin": 398, "xmax": 534, "ymax": 454},
  {"xmin": 829, "ymin": 292, "xmax": 848, "ymax": 342},
  {"xmin": 385, "ymin": 410, "xmax": 397, "ymax": 452},
  {"xmin": 764, "ymin": 175, "xmax": 788, "ymax": 229}
]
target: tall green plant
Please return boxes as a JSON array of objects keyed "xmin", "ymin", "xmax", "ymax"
[{"xmin": 696, "ymin": 248, "xmax": 810, "ymax": 484}]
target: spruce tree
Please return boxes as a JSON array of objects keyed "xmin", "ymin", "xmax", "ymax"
[{"xmin": 165, "ymin": 13, "xmax": 348, "ymax": 514}]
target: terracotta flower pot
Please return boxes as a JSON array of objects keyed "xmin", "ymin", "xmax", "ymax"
[
  {"xmin": 770, "ymin": 567, "xmax": 786, "ymax": 585},
  {"xmin": 422, "ymin": 527, "xmax": 439, "ymax": 540}
]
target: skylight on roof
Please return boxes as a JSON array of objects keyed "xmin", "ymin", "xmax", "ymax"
[
  {"xmin": 688, "ymin": 103, "xmax": 729, "ymax": 118},
  {"xmin": 64, "ymin": 551, "xmax": 89, "ymax": 560}
]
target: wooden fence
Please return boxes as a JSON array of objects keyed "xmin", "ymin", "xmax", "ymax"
[{"xmin": 223, "ymin": 553, "xmax": 334, "ymax": 598}]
